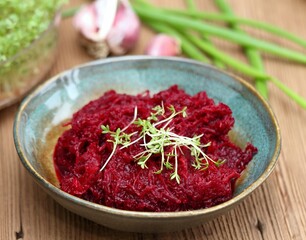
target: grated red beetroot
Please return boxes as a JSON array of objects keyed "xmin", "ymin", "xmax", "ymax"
[{"xmin": 54, "ymin": 85, "xmax": 257, "ymax": 212}]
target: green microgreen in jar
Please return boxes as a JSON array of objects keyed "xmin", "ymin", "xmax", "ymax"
[{"xmin": 0, "ymin": 0, "xmax": 65, "ymax": 61}]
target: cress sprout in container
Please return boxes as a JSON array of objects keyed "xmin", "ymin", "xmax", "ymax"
[{"xmin": 0, "ymin": 0, "xmax": 64, "ymax": 110}]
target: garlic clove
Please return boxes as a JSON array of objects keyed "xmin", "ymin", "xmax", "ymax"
[
  {"xmin": 94, "ymin": 0, "xmax": 118, "ymax": 40},
  {"xmin": 73, "ymin": 4, "xmax": 99, "ymax": 41},
  {"xmin": 73, "ymin": 0, "xmax": 117, "ymax": 42},
  {"xmin": 145, "ymin": 34, "xmax": 181, "ymax": 57},
  {"xmin": 73, "ymin": 3, "xmax": 110, "ymax": 58},
  {"xmin": 106, "ymin": 0, "xmax": 140, "ymax": 55}
]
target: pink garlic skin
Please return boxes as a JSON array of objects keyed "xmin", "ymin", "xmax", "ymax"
[
  {"xmin": 73, "ymin": 4, "xmax": 100, "ymax": 41},
  {"xmin": 107, "ymin": 1, "xmax": 140, "ymax": 55},
  {"xmin": 145, "ymin": 34, "xmax": 181, "ymax": 57}
]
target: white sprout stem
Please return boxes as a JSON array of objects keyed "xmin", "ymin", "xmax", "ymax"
[
  {"xmin": 119, "ymin": 134, "xmax": 142, "ymax": 149},
  {"xmin": 164, "ymin": 136, "xmax": 213, "ymax": 165},
  {"xmin": 143, "ymin": 132, "xmax": 148, "ymax": 151},
  {"xmin": 146, "ymin": 127, "xmax": 174, "ymax": 138},
  {"xmin": 153, "ymin": 113, "xmax": 175, "ymax": 127},
  {"xmin": 133, "ymin": 149, "xmax": 152, "ymax": 158},
  {"xmin": 158, "ymin": 134, "xmax": 167, "ymax": 171},
  {"xmin": 122, "ymin": 106, "xmax": 138, "ymax": 132},
  {"xmin": 100, "ymin": 141, "xmax": 118, "ymax": 172},
  {"xmin": 191, "ymin": 144, "xmax": 219, "ymax": 165},
  {"xmin": 175, "ymin": 147, "xmax": 178, "ymax": 172},
  {"xmin": 161, "ymin": 118, "xmax": 173, "ymax": 130},
  {"xmin": 166, "ymin": 152, "xmax": 171, "ymax": 164},
  {"xmin": 167, "ymin": 131, "xmax": 204, "ymax": 140},
  {"xmin": 154, "ymin": 106, "xmax": 186, "ymax": 128},
  {"xmin": 143, "ymin": 130, "xmax": 211, "ymax": 159},
  {"xmin": 147, "ymin": 131, "xmax": 165, "ymax": 138},
  {"xmin": 174, "ymin": 146, "xmax": 179, "ymax": 183},
  {"xmin": 144, "ymin": 135, "xmax": 194, "ymax": 147},
  {"xmin": 161, "ymin": 101, "xmax": 165, "ymax": 116},
  {"xmin": 138, "ymin": 153, "xmax": 152, "ymax": 169},
  {"xmin": 160, "ymin": 149, "xmax": 165, "ymax": 170},
  {"xmin": 178, "ymin": 145, "xmax": 184, "ymax": 155}
]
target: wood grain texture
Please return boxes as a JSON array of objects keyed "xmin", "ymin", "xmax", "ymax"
[{"xmin": 1, "ymin": 0, "xmax": 306, "ymax": 239}]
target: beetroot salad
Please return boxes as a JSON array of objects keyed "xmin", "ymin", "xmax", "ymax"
[{"xmin": 54, "ymin": 85, "xmax": 257, "ymax": 212}]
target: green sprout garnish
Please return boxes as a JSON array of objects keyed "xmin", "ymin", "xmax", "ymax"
[{"xmin": 100, "ymin": 103, "xmax": 226, "ymax": 183}]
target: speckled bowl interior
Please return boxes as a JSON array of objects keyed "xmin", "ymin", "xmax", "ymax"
[{"xmin": 14, "ymin": 56, "xmax": 281, "ymax": 233}]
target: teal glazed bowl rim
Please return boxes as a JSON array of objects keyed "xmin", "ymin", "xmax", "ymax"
[{"xmin": 13, "ymin": 56, "xmax": 281, "ymax": 220}]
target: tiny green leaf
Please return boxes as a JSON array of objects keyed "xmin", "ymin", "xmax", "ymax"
[{"xmin": 99, "ymin": 104, "xmax": 218, "ymax": 184}]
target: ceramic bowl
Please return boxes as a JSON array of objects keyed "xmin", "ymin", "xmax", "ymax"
[
  {"xmin": 14, "ymin": 56, "xmax": 281, "ymax": 233},
  {"xmin": 0, "ymin": 12, "xmax": 60, "ymax": 110}
]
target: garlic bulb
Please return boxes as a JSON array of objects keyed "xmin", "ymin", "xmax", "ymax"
[
  {"xmin": 145, "ymin": 34, "xmax": 181, "ymax": 57},
  {"xmin": 73, "ymin": 0, "xmax": 140, "ymax": 58}
]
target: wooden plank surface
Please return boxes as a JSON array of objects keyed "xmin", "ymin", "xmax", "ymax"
[{"xmin": 1, "ymin": 0, "xmax": 306, "ymax": 239}]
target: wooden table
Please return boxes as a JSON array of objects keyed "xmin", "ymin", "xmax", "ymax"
[{"xmin": 1, "ymin": 0, "xmax": 306, "ymax": 239}]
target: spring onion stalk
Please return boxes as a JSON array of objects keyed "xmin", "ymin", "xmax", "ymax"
[
  {"xmin": 270, "ymin": 78, "xmax": 306, "ymax": 108},
  {"xmin": 61, "ymin": 6, "xmax": 79, "ymax": 18},
  {"xmin": 186, "ymin": 34, "xmax": 306, "ymax": 108},
  {"xmin": 133, "ymin": 3, "xmax": 306, "ymax": 64},
  {"xmin": 143, "ymin": 17, "xmax": 269, "ymax": 78},
  {"xmin": 215, "ymin": 0, "xmax": 268, "ymax": 98},
  {"xmin": 141, "ymin": 17, "xmax": 306, "ymax": 109},
  {"xmin": 245, "ymin": 50, "xmax": 268, "ymax": 97},
  {"xmin": 153, "ymin": 7, "xmax": 306, "ymax": 50},
  {"xmin": 185, "ymin": 0, "xmax": 225, "ymax": 68},
  {"xmin": 144, "ymin": 14, "xmax": 265, "ymax": 77},
  {"xmin": 185, "ymin": 0, "xmax": 197, "ymax": 10},
  {"xmin": 185, "ymin": 33, "xmax": 269, "ymax": 78},
  {"xmin": 182, "ymin": 32, "xmax": 306, "ymax": 108}
]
